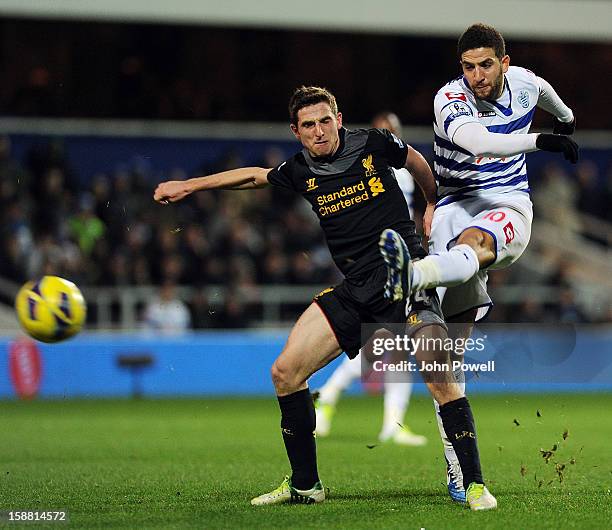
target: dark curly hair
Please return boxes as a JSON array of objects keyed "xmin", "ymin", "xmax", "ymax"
[{"xmin": 457, "ymin": 23, "xmax": 506, "ymax": 59}]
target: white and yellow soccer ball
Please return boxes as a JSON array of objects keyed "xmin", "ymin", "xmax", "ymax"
[{"xmin": 15, "ymin": 276, "xmax": 87, "ymax": 343}]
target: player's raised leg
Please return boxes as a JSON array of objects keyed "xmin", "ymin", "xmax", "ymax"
[
  {"xmin": 251, "ymin": 303, "xmax": 342, "ymax": 506},
  {"xmin": 382, "ymin": 203, "xmax": 532, "ymax": 302},
  {"xmin": 380, "ymin": 227, "xmax": 482, "ymax": 301},
  {"xmin": 379, "ymin": 228, "xmax": 414, "ymax": 302}
]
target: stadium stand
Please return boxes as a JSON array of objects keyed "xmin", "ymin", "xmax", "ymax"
[{"xmin": 0, "ymin": 18, "xmax": 610, "ymax": 329}]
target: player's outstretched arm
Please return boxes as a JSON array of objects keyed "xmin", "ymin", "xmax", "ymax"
[
  {"xmin": 154, "ymin": 167, "xmax": 271, "ymax": 203},
  {"xmin": 405, "ymin": 145, "xmax": 437, "ymax": 236},
  {"xmin": 536, "ymin": 76, "xmax": 575, "ymax": 135},
  {"xmin": 453, "ymin": 122, "xmax": 539, "ymax": 158},
  {"xmin": 452, "ymin": 122, "xmax": 579, "ymax": 164}
]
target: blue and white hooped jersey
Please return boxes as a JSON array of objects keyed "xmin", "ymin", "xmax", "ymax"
[{"xmin": 433, "ymin": 66, "xmax": 540, "ymax": 207}]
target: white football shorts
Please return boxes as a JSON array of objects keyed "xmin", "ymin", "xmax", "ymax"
[{"xmin": 429, "ymin": 193, "xmax": 533, "ymax": 320}]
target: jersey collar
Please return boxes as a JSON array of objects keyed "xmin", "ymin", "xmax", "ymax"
[{"xmin": 489, "ymin": 77, "xmax": 513, "ymax": 116}]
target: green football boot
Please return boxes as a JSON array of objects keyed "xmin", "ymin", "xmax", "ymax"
[{"xmin": 250, "ymin": 476, "xmax": 325, "ymax": 506}]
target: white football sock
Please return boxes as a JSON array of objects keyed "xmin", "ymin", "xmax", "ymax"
[
  {"xmin": 434, "ymin": 367, "xmax": 466, "ymax": 485},
  {"xmin": 380, "ymin": 373, "xmax": 412, "ymax": 438},
  {"xmin": 317, "ymin": 354, "xmax": 362, "ymax": 406},
  {"xmin": 412, "ymin": 244, "xmax": 480, "ymax": 291}
]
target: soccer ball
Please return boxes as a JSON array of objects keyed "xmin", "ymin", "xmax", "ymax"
[{"xmin": 15, "ymin": 276, "xmax": 87, "ymax": 343}]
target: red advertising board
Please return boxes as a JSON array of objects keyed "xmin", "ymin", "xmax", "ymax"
[{"xmin": 9, "ymin": 337, "xmax": 42, "ymax": 399}]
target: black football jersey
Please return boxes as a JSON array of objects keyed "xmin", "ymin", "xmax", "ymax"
[{"xmin": 267, "ymin": 127, "xmax": 425, "ymax": 278}]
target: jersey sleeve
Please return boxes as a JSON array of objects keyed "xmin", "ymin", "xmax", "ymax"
[
  {"xmin": 375, "ymin": 128, "xmax": 409, "ymax": 169},
  {"xmin": 434, "ymin": 91, "xmax": 478, "ymax": 141},
  {"xmin": 266, "ymin": 159, "xmax": 296, "ymax": 190},
  {"xmin": 536, "ymin": 75, "xmax": 574, "ymax": 123}
]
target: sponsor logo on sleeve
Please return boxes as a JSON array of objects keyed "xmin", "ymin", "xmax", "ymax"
[
  {"xmin": 448, "ymin": 102, "xmax": 473, "ymax": 121},
  {"xmin": 445, "ymin": 91, "xmax": 467, "ymax": 101}
]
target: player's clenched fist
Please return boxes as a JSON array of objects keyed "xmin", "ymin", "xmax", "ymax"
[{"xmin": 154, "ymin": 180, "xmax": 191, "ymax": 203}]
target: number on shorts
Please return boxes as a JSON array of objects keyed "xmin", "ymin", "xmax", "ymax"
[
  {"xmin": 413, "ymin": 289, "xmax": 432, "ymax": 306},
  {"xmin": 483, "ymin": 211, "xmax": 506, "ymax": 222}
]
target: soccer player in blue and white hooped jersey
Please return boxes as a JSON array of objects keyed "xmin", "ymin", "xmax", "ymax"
[{"xmin": 379, "ymin": 23, "xmax": 578, "ymax": 509}]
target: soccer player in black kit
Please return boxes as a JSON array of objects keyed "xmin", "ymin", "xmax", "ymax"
[{"xmin": 154, "ymin": 86, "xmax": 496, "ymax": 511}]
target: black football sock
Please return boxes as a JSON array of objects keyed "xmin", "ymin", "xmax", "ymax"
[
  {"xmin": 277, "ymin": 388, "xmax": 319, "ymax": 490},
  {"xmin": 438, "ymin": 397, "xmax": 484, "ymax": 490}
]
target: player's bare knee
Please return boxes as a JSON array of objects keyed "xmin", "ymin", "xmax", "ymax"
[
  {"xmin": 457, "ymin": 227, "xmax": 488, "ymax": 251},
  {"xmin": 457, "ymin": 228, "xmax": 495, "ymax": 268},
  {"xmin": 412, "ymin": 325, "xmax": 463, "ymax": 401},
  {"xmin": 271, "ymin": 357, "xmax": 302, "ymax": 393},
  {"xmin": 270, "ymin": 359, "xmax": 287, "ymax": 386},
  {"xmin": 412, "ymin": 324, "xmax": 450, "ymax": 364},
  {"xmin": 427, "ymin": 382, "xmax": 464, "ymax": 406}
]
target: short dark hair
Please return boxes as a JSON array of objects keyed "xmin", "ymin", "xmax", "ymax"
[
  {"xmin": 288, "ymin": 86, "xmax": 338, "ymax": 125},
  {"xmin": 457, "ymin": 23, "xmax": 506, "ymax": 59}
]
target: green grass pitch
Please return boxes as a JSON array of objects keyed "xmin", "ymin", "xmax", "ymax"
[{"xmin": 0, "ymin": 393, "xmax": 610, "ymax": 529}]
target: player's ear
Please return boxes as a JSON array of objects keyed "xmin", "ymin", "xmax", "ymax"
[
  {"xmin": 501, "ymin": 55, "xmax": 510, "ymax": 73},
  {"xmin": 336, "ymin": 112, "xmax": 343, "ymax": 128},
  {"xmin": 290, "ymin": 123, "xmax": 300, "ymax": 139}
]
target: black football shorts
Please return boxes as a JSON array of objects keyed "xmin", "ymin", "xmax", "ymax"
[{"xmin": 314, "ymin": 264, "xmax": 445, "ymax": 359}]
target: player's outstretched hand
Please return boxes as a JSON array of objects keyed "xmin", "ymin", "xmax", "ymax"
[
  {"xmin": 154, "ymin": 180, "xmax": 191, "ymax": 203},
  {"xmin": 553, "ymin": 117, "xmax": 576, "ymax": 135},
  {"xmin": 536, "ymin": 134, "xmax": 579, "ymax": 163}
]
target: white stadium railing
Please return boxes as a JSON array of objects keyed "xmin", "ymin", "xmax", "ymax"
[
  {"xmin": 2, "ymin": 117, "xmax": 612, "ymax": 148},
  {"xmin": 0, "ymin": 276, "xmax": 609, "ymax": 332}
]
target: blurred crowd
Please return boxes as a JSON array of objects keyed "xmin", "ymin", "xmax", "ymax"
[
  {"xmin": 1, "ymin": 134, "xmax": 610, "ymax": 327},
  {"xmin": 0, "ymin": 136, "xmax": 341, "ymax": 328},
  {"xmin": 487, "ymin": 264, "xmax": 601, "ymax": 325}
]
